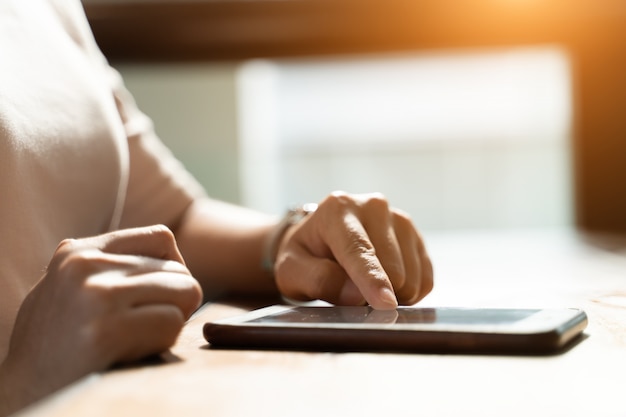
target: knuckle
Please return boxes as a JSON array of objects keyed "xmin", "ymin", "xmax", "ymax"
[
  {"xmin": 148, "ymin": 225, "xmax": 180, "ymax": 256},
  {"xmin": 329, "ymin": 190, "xmax": 349, "ymax": 200},
  {"xmin": 323, "ymin": 191, "xmax": 352, "ymax": 211},
  {"xmin": 399, "ymin": 265, "xmax": 435, "ymax": 305},
  {"xmin": 364, "ymin": 192, "xmax": 389, "ymax": 211},
  {"xmin": 178, "ymin": 279, "xmax": 203, "ymax": 318},
  {"xmin": 85, "ymin": 280, "xmax": 121, "ymax": 305},
  {"xmin": 47, "ymin": 238, "xmax": 79, "ymax": 272},
  {"xmin": 403, "ymin": 292, "xmax": 422, "ymax": 306},
  {"xmin": 55, "ymin": 238, "xmax": 80, "ymax": 255},
  {"xmin": 79, "ymin": 279, "xmax": 124, "ymax": 318},
  {"xmin": 55, "ymin": 248, "xmax": 103, "ymax": 280},
  {"xmin": 50, "ymin": 238, "xmax": 87, "ymax": 265},
  {"xmin": 396, "ymin": 280, "xmax": 421, "ymax": 305},
  {"xmin": 146, "ymin": 224, "xmax": 176, "ymax": 243}
]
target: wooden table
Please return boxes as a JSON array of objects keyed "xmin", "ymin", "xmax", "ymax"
[{"xmin": 16, "ymin": 229, "xmax": 626, "ymax": 416}]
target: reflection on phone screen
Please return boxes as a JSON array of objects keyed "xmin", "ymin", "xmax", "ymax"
[{"xmin": 247, "ymin": 307, "xmax": 540, "ymax": 326}]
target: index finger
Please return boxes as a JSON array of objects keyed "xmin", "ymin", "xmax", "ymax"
[
  {"xmin": 324, "ymin": 213, "xmax": 399, "ymax": 310},
  {"xmin": 88, "ymin": 225, "xmax": 186, "ymax": 264}
]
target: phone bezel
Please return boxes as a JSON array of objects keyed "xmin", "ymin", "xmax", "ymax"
[{"xmin": 203, "ymin": 305, "xmax": 588, "ymax": 354}]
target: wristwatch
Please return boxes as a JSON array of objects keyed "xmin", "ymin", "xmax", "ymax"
[{"xmin": 262, "ymin": 203, "xmax": 318, "ymax": 272}]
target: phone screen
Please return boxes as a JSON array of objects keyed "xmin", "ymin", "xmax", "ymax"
[{"xmin": 246, "ymin": 306, "xmax": 540, "ymax": 326}]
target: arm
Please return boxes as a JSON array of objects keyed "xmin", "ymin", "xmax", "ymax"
[{"xmin": 173, "ymin": 198, "xmax": 279, "ymax": 300}]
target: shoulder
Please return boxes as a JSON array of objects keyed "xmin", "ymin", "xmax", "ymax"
[{"xmin": 46, "ymin": 0, "xmax": 100, "ymax": 51}]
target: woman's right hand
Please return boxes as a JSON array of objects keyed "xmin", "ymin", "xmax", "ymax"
[{"xmin": 0, "ymin": 225, "xmax": 202, "ymax": 415}]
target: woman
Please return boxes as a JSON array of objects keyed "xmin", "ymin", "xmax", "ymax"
[{"xmin": 0, "ymin": 0, "xmax": 433, "ymax": 414}]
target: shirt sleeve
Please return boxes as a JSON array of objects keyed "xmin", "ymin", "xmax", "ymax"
[{"xmin": 109, "ymin": 68, "xmax": 208, "ymax": 230}]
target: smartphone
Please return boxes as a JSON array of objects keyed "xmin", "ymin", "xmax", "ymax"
[{"xmin": 203, "ymin": 305, "xmax": 588, "ymax": 354}]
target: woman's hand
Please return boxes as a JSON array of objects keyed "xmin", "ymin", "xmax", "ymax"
[
  {"xmin": 273, "ymin": 192, "xmax": 433, "ymax": 310},
  {"xmin": 0, "ymin": 225, "xmax": 202, "ymax": 415}
]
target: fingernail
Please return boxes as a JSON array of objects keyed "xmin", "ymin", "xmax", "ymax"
[{"xmin": 377, "ymin": 287, "xmax": 398, "ymax": 309}]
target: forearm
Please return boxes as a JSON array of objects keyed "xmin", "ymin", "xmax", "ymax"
[{"xmin": 173, "ymin": 198, "xmax": 281, "ymax": 300}]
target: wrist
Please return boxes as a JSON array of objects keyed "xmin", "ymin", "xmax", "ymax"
[{"xmin": 262, "ymin": 203, "xmax": 317, "ymax": 273}]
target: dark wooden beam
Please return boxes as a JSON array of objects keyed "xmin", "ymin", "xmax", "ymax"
[{"xmin": 83, "ymin": 0, "xmax": 623, "ymax": 62}]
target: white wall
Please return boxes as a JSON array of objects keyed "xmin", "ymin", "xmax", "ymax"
[
  {"xmin": 238, "ymin": 47, "xmax": 574, "ymax": 230},
  {"xmin": 116, "ymin": 46, "xmax": 574, "ymax": 231}
]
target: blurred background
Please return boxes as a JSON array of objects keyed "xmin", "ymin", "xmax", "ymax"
[{"xmin": 83, "ymin": 0, "xmax": 626, "ymax": 235}]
